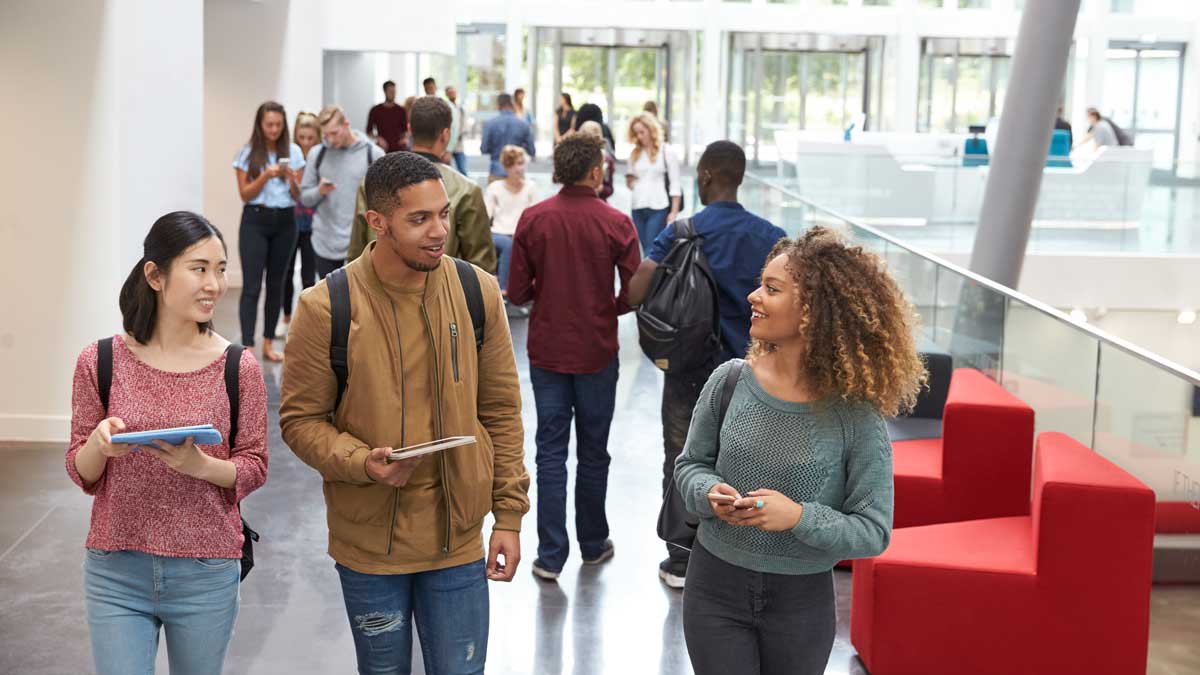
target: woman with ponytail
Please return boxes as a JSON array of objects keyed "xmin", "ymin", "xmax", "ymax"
[
  {"xmin": 233, "ymin": 100, "xmax": 305, "ymax": 362},
  {"xmin": 66, "ymin": 211, "xmax": 269, "ymax": 675}
]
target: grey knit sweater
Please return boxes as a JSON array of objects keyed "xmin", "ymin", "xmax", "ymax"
[{"xmin": 675, "ymin": 360, "xmax": 894, "ymax": 575}]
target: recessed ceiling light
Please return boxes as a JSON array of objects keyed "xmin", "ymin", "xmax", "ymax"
[
  {"xmin": 1069, "ymin": 308, "xmax": 1088, "ymax": 323},
  {"xmin": 1178, "ymin": 310, "xmax": 1196, "ymax": 325}
]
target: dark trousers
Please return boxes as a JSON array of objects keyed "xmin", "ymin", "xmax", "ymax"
[
  {"xmin": 283, "ymin": 230, "xmax": 315, "ymax": 317},
  {"xmin": 683, "ymin": 543, "xmax": 836, "ymax": 675},
  {"xmin": 530, "ymin": 358, "xmax": 619, "ymax": 572},
  {"xmin": 238, "ymin": 205, "xmax": 297, "ymax": 347},
  {"xmin": 662, "ymin": 363, "xmax": 717, "ymax": 564},
  {"xmin": 315, "ymin": 254, "xmax": 344, "ymax": 280}
]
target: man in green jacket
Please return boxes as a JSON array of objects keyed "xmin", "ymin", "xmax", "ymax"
[{"xmin": 348, "ymin": 96, "xmax": 497, "ymax": 273}]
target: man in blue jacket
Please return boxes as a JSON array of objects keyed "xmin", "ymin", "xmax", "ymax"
[
  {"xmin": 630, "ymin": 140, "xmax": 787, "ymax": 589},
  {"xmin": 481, "ymin": 93, "xmax": 536, "ymax": 183}
]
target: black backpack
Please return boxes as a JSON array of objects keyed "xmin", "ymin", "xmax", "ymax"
[
  {"xmin": 1107, "ymin": 118, "xmax": 1134, "ymax": 146},
  {"xmin": 636, "ymin": 218, "xmax": 721, "ymax": 374},
  {"xmin": 96, "ymin": 338, "xmax": 259, "ymax": 582},
  {"xmin": 326, "ymin": 258, "xmax": 485, "ymax": 412}
]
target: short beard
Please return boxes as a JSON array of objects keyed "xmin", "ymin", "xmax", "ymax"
[{"xmin": 402, "ymin": 256, "xmax": 439, "ymax": 273}]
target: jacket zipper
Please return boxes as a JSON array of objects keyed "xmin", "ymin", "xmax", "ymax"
[
  {"xmin": 449, "ymin": 322, "xmax": 460, "ymax": 383},
  {"xmin": 385, "ymin": 299, "xmax": 405, "ymax": 557},
  {"xmin": 420, "ymin": 304, "xmax": 452, "ymax": 556}
]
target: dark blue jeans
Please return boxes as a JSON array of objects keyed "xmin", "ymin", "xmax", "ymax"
[
  {"xmin": 631, "ymin": 207, "xmax": 670, "ymax": 253},
  {"xmin": 336, "ymin": 560, "xmax": 489, "ymax": 675},
  {"xmin": 530, "ymin": 358, "xmax": 619, "ymax": 572}
]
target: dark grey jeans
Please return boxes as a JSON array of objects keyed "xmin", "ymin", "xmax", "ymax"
[
  {"xmin": 662, "ymin": 364, "xmax": 716, "ymax": 565},
  {"xmin": 682, "ymin": 543, "xmax": 836, "ymax": 675}
]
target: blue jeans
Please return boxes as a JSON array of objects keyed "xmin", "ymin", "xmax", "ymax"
[
  {"xmin": 84, "ymin": 549, "xmax": 240, "ymax": 675},
  {"xmin": 492, "ymin": 233, "xmax": 513, "ymax": 293},
  {"xmin": 452, "ymin": 151, "xmax": 468, "ymax": 176},
  {"xmin": 336, "ymin": 560, "xmax": 489, "ymax": 675},
  {"xmin": 631, "ymin": 207, "xmax": 670, "ymax": 253},
  {"xmin": 530, "ymin": 358, "xmax": 620, "ymax": 572}
]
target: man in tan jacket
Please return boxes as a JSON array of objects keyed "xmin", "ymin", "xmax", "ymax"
[
  {"xmin": 280, "ymin": 151, "xmax": 528, "ymax": 673},
  {"xmin": 347, "ymin": 96, "xmax": 496, "ymax": 274}
]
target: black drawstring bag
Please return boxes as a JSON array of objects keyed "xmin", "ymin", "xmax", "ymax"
[{"xmin": 657, "ymin": 360, "xmax": 743, "ymax": 551}]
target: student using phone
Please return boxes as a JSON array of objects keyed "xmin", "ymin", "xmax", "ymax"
[
  {"xmin": 674, "ymin": 228, "xmax": 926, "ymax": 675},
  {"xmin": 66, "ymin": 211, "xmax": 269, "ymax": 675},
  {"xmin": 233, "ymin": 100, "xmax": 306, "ymax": 362}
]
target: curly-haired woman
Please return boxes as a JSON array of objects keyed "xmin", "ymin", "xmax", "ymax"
[{"xmin": 675, "ymin": 227, "xmax": 925, "ymax": 675}]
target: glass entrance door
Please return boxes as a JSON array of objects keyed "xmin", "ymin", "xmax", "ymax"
[
  {"xmin": 1105, "ymin": 42, "xmax": 1186, "ymax": 172},
  {"xmin": 559, "ymin": 45, "xmax": 666, "ymax": 158}
]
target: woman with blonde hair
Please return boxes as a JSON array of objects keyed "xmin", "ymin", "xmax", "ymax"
[
  {"xmin": 485, "ymin": 144, "xmax": 539, "ymax": 296},
  {"xmin": 675, "ymin": 226, "xmax": 925, "ymax": 675},
  {"xmin": 282, "ymin": 111, "xmax": 321, "ymax": 325},
  {"xmin": 625, "ymin": 111, "xmax": 681, "ymax": 250}
]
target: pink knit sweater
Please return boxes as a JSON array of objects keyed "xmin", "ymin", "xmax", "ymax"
[{"xmin": 66, "ymin": 335, "xmax": 269, "ymax": 558}]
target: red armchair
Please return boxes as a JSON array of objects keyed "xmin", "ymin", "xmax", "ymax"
[
  {"xmin": 892, "ymin": 368, "xmax": 1035, "ymax": 528},
  {"xmin": 851, "ymin": 432, "xmax": 1156, "ymax": 675}
]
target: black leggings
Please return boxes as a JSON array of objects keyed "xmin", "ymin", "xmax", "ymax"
[
  {"xmin": 238, "ymin": 205, "xmax": 297, "ymax": 347},
  {"xmin": 282, "ymin": 230, "xmax": 315, "ymax": 317},
  {"xmin": 683, "ymin": 543, "xmax": 836, "ymax": 675}
]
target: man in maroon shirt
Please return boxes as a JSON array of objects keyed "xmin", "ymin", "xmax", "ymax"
[
  {"xmin": 508, "ymin": 133, "xmax": 640, "ymax": 581},
  {"xmin": 366, "ymin": 80, "xmax": 407, "ymax": 152}
]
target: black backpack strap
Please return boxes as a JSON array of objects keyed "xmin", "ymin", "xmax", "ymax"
[
  {"xmin": 97, "ymin": 337, "xmax": 113, "ymax": 413},
  {"xmin": 328, "ymin": 267, "xmax": 352, "ymax": 413},
  {"xmin": 672, "ymin": 217, "xmax": 694, "ymax": 240},
  {"xmin": 453, "ymin": 258, "xmax": 486, "ymax": 352},
  {"xmin": 314, "ymin": 145, "xmax": 326, "ymax": 179},
  {"xmin": 715, "ymin": 360, "xmax": 744, "ymax": 459},
  {"xmin": 224, "ymin": 344, "xmax": 244, "ymax": 447}
]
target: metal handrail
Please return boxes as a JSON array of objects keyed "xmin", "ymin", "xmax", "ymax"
[{"xmin": 743, "ymin": 171, "xmax": 1200, "ymax": 387}]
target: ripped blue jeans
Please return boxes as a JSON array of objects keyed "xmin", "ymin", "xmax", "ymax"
[{"xmin": 335, "ymin": 559, "xmax": 489, "ymax": 675}]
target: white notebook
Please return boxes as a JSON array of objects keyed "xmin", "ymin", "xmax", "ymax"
[{"xmin": 387, "ymin": 436, "xmax": 476, "ymax": 462}]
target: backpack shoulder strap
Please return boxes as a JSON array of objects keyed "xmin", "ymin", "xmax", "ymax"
[
  {"xmin": 715, "ymin": 360, "xmax": 744, "ymax": 458},
  {"xmin": 671, "ymin": 217, "xmax": 695, "ymax": 239},
  {"xmin": 315, "ymin": 145, "xmax": 327, "ymax": 178},
  {"xmin": 453, "ymin": 258, "xmax": 486, "ymax": 352},
  {"xmin": 328, "ymin": 267, "xmax": 352, "ymax": 413},
  {"xmin": 97, "ymin": 337, "xmax": 113, "ymax": 413},
  {"xmin": 224, "ymin": 344, "xmax": 244, "ymax": 447}
]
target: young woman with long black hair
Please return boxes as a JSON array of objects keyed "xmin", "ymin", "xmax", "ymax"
[
  {"xmin": 67, "ymin": 211, "xmax": 268, "ymax": 674},
  {"xmin": 233, "ymin": 101, "xmax": 305, "ymax": 361}
]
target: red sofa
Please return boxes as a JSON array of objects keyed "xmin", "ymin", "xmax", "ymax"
[
  {"xmin": 851, "ymin": 432, "xmax": 1156, "ymax": 675},
  {"xmin": 892, "ymin": 368, "xmax": 1035, "ymax": 528}
]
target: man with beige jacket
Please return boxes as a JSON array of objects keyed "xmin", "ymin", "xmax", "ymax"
[{"xmin": 280, "ymin": 151, "xmax": 529, "ymax": 674}]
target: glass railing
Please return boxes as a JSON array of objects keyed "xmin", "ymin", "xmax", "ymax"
[
  {"xmin": 741, "ymin": 172, "xmax": 1200, "ymax": 533},
  {"xmin": 768, "ymin": 148, "xmax": 1200, "ymax": 256}
]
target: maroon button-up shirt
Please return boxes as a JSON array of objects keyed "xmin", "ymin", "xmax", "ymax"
[{"xmin": 508, "ymin": 185, "xmax": 640, "ymax": 374}]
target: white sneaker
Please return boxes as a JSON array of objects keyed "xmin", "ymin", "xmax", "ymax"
[
  {"xmin": 531, "ymin": 560, "xmax": 560, "ymax": 581},
  {"xmin": 658, "ymin": 567, "xmax": 686, "ymax": 589}
]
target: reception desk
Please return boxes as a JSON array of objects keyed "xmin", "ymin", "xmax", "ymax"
[{"xmin": 774, "ymin": 131, "xmax": 1153, "ymax": 230}]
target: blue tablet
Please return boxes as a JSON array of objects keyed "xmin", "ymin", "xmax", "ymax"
[{"xmin": 112, "ymin": 424, "xmax": 224, "ymax": 447}]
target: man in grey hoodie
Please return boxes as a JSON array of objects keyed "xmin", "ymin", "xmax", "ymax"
[{"xmin": 301, "ymin": 105, "xmax": 382, "ymax": 278}]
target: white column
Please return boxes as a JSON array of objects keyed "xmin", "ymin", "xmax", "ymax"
[
  {"xmin": 698, "ymin": 0, "xmax": 724, "ymax": 147},
  {"xmin": 0, "ymin": 0, "xmax": 204, "ymax": 443},
  {"xmin": 504, "ymin": 15, "xmax": 525, "ymax": 93},
  {"xmin": 895, "ymin": 0, "xmax": 922, "ymax": 132},
  {"xmin": 1083, "ymin": 0, "xmax": 1108, "ymax": 121}
]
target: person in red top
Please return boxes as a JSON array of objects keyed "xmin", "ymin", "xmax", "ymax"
[
  {"xmin": 366, "ymin": 80, "xmax": 408, "ymax": 152},
  {"xmin": 66, "ymin": 211, "xmax": 268, "ymax": 675},
  {"xmin": 508, "ymin": 133, "xmax": 640, "ymax": 580}
]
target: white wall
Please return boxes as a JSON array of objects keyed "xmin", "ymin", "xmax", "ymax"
[{"xmin": 0, "ymin": 0, "xmax": 203, "ymax": 443}]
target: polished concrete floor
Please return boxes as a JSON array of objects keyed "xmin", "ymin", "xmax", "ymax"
[{"xmin": 3, "ymin": 279, "xmax": 1199, "ymax": 674}]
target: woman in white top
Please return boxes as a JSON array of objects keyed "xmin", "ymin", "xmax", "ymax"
[
  {"xmin": 485, "ymin": 145, "xmax": 539, "ymax": 295},
  {"xmin": 626, "ymin": 112, "xmax": 682, "ymax": 251}
]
